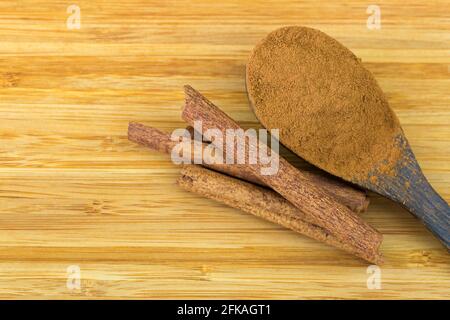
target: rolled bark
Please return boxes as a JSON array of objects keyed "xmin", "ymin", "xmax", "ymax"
[
  {"xmin": 181, "ymin": 85, "xmax": 382, "ymax": 259},
  {"xmin": 178, "ymin": 165, "xmax": 383, "ymax": 264},
  {"xmin": 128, "ymin": 122, "xmax": 369, "ymax": 213}
]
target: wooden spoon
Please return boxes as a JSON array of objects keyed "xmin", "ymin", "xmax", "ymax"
[{"xmin": 246, "ymin": 26, "xmax": 449, "ymax": 249}]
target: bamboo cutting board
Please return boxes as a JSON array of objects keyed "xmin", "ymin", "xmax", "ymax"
[{"xmin": 0, "ymin": 0, "xmax": 449, "ymax": 299}]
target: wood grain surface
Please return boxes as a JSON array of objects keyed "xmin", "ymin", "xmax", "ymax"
[{"xmin": 0, "ymin": 0, "xmax": 449, "ymax": 299}]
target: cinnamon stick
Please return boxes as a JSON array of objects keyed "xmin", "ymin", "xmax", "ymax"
[
  {"xmin": 181, "ymin": 85, "xmax": 382, "ymax": 257},
  {"xmin": 178, "ymin": 165, "xmax": 383, "ymax": 264},
  {"xmin": 128, "ymin": 122, "xmax": 369, "ymax": 213},
  {"xmin": 186, "ymin": 125, "xmax": 369, "ymax": 213}
]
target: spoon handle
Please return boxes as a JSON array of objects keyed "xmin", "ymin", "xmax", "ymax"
[
  {"xmin": 403, "ymin": 176, "xmax": 450, "ymax": 249},
  {"xmin": 378, "ymin": 163, "xmax": 450, "ymax": 250},
  {"xmin": 370, "ymin": 141, "xmax": 450, "ymax": 250}
]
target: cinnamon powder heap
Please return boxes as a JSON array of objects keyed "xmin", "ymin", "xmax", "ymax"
[{"xmin": 246, "ymin": 26, "xmax": 403, "ymax": 183}]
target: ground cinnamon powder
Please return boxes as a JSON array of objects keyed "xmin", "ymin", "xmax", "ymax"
[{"xmin": 246, "ymin": 26, "xmax": 403, "ymax": 184}]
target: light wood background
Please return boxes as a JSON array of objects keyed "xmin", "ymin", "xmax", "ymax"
[{"xmin": 0, "ymin": 0, "xmax": 449, "ymax": 299}]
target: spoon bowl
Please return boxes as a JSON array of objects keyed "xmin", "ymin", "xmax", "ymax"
[{"xmin": 246, "ymin": 26, "xmax": 450, "ymax": 248}]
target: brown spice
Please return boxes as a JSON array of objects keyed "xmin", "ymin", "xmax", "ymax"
[
  {"xmin": 128, "ymin": 122, "xmax": 380, "ymax": 262},
  {"xmin": 182, "ymin": 85, "xmax": 382, "ymax": 255},
  {"xmin": 127, "ymin": 122, "xmax": 369, "ymax": 213},
  {"xmin": 178, "ymin": 165, "xmax": 383, "ymax": 264},
  {"xmin": 246, "ymin": 26, "xmax": 403, "ymax": 183}
]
